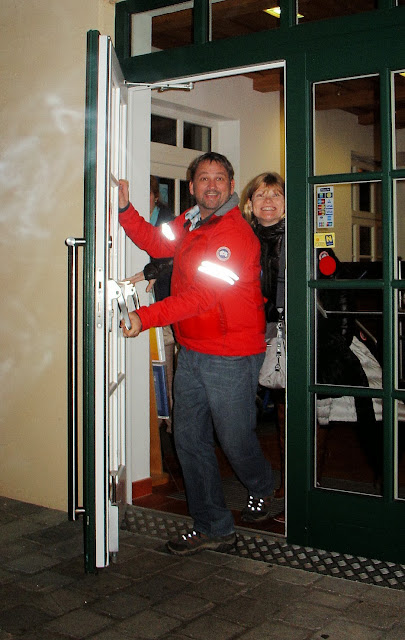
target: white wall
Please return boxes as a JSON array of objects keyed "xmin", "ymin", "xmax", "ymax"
[
  {"xmin": 152, "ymin": 73, "xmax": 283, "ymax": 191},
  {"xmin": 0, "ymin": 0, "xmax": 115, "ymax": 509}
]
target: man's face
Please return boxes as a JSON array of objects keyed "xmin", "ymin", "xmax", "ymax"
[{"xmin": 189, "ymin": 160, "xmax": 234, "ymax": 219}]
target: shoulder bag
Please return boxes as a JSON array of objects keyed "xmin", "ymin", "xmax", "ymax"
[{"xmin": 258, "ymin": 235, "xmax": 286, "ymax": 389}]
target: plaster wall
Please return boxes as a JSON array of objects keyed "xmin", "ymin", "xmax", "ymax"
[{"xmin": 0, "ymin": 0, "xmax": 115, "ymax": 509}]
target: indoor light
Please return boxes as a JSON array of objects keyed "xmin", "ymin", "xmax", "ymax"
[
  {"xmin": 264, "ymin": 6, "xmax": 281, "ymax": 17},
  {"xmin": 264, "ymin": 6, "xmax": 304, "ymax": 19}
]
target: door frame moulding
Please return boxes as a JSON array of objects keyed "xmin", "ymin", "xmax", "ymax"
[{"xmin": 125, "ymin": 58, "xmax": 286, "ymax": 505}]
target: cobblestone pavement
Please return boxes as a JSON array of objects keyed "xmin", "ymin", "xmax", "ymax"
[{"xmin": 1, "ymin": 497, "xmax": 405, "ymax": 639}]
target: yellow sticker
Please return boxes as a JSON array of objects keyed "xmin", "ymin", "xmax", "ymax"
[{"xmin": 314, "ymin": 232, "xmax": 335, "ymax": 248}]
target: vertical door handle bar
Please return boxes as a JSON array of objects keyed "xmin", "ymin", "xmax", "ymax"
[{"xmin": 65, "ymin": 237, "xmax": 86, "ymax": 520}]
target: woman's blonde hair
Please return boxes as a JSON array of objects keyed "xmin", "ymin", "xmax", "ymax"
[{"xmin": 241, "ymin": 172, "xmax": 285, "ymax": 226}]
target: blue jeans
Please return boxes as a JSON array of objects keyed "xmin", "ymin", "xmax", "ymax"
[{"xmin": 173, "ymin": 348, "xmax": 274, "ymax": 537}]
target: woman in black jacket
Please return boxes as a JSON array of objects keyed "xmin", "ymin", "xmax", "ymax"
[{"xmin": 242, "ymin": 172, "xmax": 286, "ymax": 510}]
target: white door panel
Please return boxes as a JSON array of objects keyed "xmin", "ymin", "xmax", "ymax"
[{"xmin": 67, "ymin": 32, "xmax": 132, "ymax": 572}]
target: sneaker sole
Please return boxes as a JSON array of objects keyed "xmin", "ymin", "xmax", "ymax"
[
  {"xmin": 241, "ymin": 512, "xmax": 272, "ymax": 523},
  {"xmin": 166, "ymin": 537, "xmax": 236, "ymax": 556}
]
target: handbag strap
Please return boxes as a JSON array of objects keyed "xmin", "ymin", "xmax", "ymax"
[{"xmin": 275, "ymin": 234, "xmax": 285, "ymax": 314}]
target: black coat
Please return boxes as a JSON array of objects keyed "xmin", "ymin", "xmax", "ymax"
[{"xmin": 254, "ymin": 218, "xmax": 285, "ymax": 322}]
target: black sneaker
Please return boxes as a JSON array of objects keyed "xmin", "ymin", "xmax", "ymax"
[
  {"xmin": 166, "ymin": 530, "xmax": 236, "ymax": 556},
  {"xmin": 241, "ymin": 495, "xmax": 272, "ymax": 522}
]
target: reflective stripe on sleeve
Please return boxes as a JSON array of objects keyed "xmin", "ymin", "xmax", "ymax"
[
  {"xmin": 161, "ymin": 223, "xmax": 175, "ymax": 241},
  {"xmin": 197, "ymin": 260, "xmax": 239, "ymax": 285}
]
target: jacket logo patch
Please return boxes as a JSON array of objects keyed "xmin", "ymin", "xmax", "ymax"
[{"xmin": 216, "ymin": 246, "xmax": 231, "ymax": 261}]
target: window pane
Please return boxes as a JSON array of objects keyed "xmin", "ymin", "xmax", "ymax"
[
  {"xmin": 211, "ymin": 0, "xmax": 280, "ymax": 40},
  {"xmin": 396, "ymin": 401, "xmax": 405, "ymax": 499},
  {"xmin": 398, "ymin": 290, "xmax": 405, "ymax": 389},
  {"xmin": 315, "ymin": 287, "xmax": 383, "ymax": 386},
  {"xmin": 298, "ymin": 0, "xmax": 377, "ymax": 24},
  {"xmin": 314, "ymin": 76, "xmax": 381, "ymax": 176},
  {"xmin": 394, "ymin": 72, "xmax": 405, "ymax": 169},
  {"xmin": 315, "ymin": 394, "xmax": 383, "ymax": 496},
  {"xmin": 313, "ymin": 183, "xmax": 382, "ymax": 272},
  {"xmin": 180, "ymin": 179, "xmax": 195, "ymax": 212},
  {"xmin": 183, "ymin": 122, "xmax": 211, "ymax": 152},
  {"xmin": 152, "ymin": 5, "xmax": 192, "ymax": 50},
  {"xmin": 395, "ymin": 180, "xmax": 405, "ymax": 278},
  {"xmin": 151, "ymin": 115, "xmax": 177, "ymax": 146},
  {"xmin": 132, "ymin": 4, "xmax": 192, "ymax": 55},
  {"xmin": 155, "ymin": 176, "xmax": 175, "ymax": 214}
]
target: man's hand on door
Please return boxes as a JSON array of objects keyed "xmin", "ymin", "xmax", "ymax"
[
  {"xmin": 118, "ymin": 179, "xmax": 129, "ymax": 210},
  {"xmin": 120, "ymin": 311, "xmax": 142, "ymax": 337}
]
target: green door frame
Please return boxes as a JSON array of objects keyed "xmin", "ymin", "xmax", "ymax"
[
  {"xmin": 83, "ymin": 29, "xmax": 99, "ymax": 572},
  {"xmin": 114, "ymin": 0, "xmax": 405, "ymax": 562}
]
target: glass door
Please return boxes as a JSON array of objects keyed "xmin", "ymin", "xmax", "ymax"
[{"xmin": 286, "ymin": 32, "xmax": 405, "ymax": 562}]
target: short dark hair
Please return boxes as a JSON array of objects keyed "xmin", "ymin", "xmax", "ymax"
[{"xmin": 187, "ymin": 152, "xmax": 234, "ymax": 182}]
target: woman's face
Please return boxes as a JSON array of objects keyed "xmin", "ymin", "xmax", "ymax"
[{"xmin": 250, "ymin": 182, "xmax": 285, "ymax": 227}]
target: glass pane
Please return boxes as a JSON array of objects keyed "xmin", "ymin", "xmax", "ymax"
[
  {"xmin": 398, "ymin": 290, "xmax": 405, "ymax": 388},
  {"xmin": 394, "ymin": 72, "xmax": 405, "ymax": 169},
  {"xmin": 314, "ymin": 76, "xmax": 381, "ymax": 176},
  {"xmin": 396, "ymin": 401, "xmax": 405, "ymax": 499},
  {"xmin": 180, "ymin": 179, "xmax": 195, "ymax": 212},
  {"xmin": 151, "ymin": 115, "xmax": 177, "ymax": 146},
  {"xmin": 315, "ymin": 287, "xmax": 383, "ymax": 386},
  {"xmin": 314, "ymin": 183, "xmax": 382, "ymax": 271},
  {"xmin": 395, "ymin": 180, "xmax": 405, "ymax": 278},
  {"xmin": 315, "ymin": 394, "xmax": 383, "ymax": 496},
  {"xmin": 155, "ymin": 176, "xmax": 175, "ymax": 214},
  {"xmin": 298, "ymin": 0, "xmax": 377, "ymax": 24},
  {"xmin": 152, "ymin": 6, "xmax": 192, "ymax": 49},
  {"xmin": 131, "ymin": 4, "xmax": 192, "ymax": 55},
  {"xmin": 211, "ymin": 0, "xmax": 280, "ymax": 40},
  {"xmin": 183, "ymin": 122, "xmax": 211, "ymax": 152}
]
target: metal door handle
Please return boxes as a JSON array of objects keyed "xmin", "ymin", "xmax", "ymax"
[
  {"xmin": 108, "ymin": 280, "xmax": 140, "ymax": 330},
  {"xmin": 65, "ymin": 237, "xmax": 86, "ymax": 521}
]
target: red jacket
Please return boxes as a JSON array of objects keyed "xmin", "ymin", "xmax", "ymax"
[{"xmin": 119, "ymin": 203, "xmax": 266, "ymax": 356}]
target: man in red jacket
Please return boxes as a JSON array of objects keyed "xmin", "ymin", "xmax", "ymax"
[{"xmin": 119, "ymin": 152, "xmax": 274, "ymax": 555}]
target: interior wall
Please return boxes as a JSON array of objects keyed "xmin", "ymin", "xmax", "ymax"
[
  {"xmin": 153, "ymin": 74, "xmax": 283, "ymax": 192},
  {"xmin": 0, "ymin": 0, "xmax": 115, "ymax": 510}
]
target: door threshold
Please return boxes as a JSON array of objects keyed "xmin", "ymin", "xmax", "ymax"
[{"xmin": 123, "ymin": 505, "xmax": 405, "ymax": 591}]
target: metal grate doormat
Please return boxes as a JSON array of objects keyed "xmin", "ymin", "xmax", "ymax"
[
  {"xmin": 169, "ymin": 473, "xmax": 284, "ymax": 517},
  {"xmin": 123, "ymin": 505, "xmax": 405, "ymax": 591}
]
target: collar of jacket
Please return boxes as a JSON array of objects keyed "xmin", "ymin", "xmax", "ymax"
[
  {"xmin": 255, "ymin": 217, "xmax": 285, "ymax": 239},
  {"xmin": 184, "ymin": 192, "xmax": 240, "ymax": 230}
]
